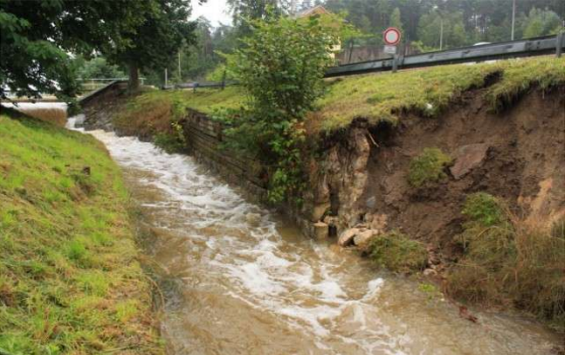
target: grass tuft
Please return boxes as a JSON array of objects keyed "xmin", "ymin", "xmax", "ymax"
[
  {"xmin": 407, "ymin": 147, "xmax": 452, "ymax": 188},
  {"xmin": 462, "ymin": 192, "xmax": 505, "ymax": 227},
  {"xmin": 447, "ymin": 193, "xmax": 565, "ymax": 331},
  {"xmin": 368, "ymin": 231, "xmax": 428, "ymax": 273}
]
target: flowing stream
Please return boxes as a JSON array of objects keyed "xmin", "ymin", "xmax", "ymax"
[{"xmin": 67, "ymin": 117, "xmax": 561, "ymax": 355}]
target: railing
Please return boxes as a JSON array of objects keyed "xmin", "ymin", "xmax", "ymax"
[
  {"xmin": 78, "ymin": 77, "xmax": 146, "ymax": 93},
  {"xmin": 162, "ymin": 80, "xmax": 238, "ymax": 92},
  {"xmin": 325, "ymin": 33, "xmax": 565, "ymax": 78}
]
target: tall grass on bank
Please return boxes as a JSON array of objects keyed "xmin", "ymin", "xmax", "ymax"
[
  {"xmin": 447, "ymin": 193, "xmax": 565, "ymax": 331},
  {"xmin": 0, "ymin": 113, "xmax": 163, "ymax": 354},
  {"xmin": 14, "ymin": 107, "xmax": 68, "ymax": 127}
]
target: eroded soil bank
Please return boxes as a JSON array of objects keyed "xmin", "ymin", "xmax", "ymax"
[{"xmin": 305, "ymin": 88, "xmax": 564, "ymax": 258}]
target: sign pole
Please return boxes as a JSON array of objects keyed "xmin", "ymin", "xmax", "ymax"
[{"xmin": 383, "ymin": 27, "xmax": 402, "ymax": 73}]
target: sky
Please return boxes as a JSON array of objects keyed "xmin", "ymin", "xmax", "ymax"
[{"xmin": 190, "ymin": 0, "xmax": 233, "ymax": 26}]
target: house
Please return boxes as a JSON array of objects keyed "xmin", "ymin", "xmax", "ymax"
[{"xmin": 295, "ymin": 5, "xmax": 342, "ymax": 59}]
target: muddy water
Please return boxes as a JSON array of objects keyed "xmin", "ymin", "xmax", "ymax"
[{"xmin": 74, "ymin": 122, "xmax": 561, "ymax": 354}]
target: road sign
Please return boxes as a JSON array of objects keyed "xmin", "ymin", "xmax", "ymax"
[
  {"xmin": 384, "ymin": 45, "xmax": 397, "ymax": 55},
  {"xmin": 383, "ymin": 27, "xmax": 401, "ymax": 45}
]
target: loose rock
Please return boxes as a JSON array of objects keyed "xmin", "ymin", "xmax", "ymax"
[
  {"xmin": 353, "ymin": 229, "xmax": 377, "ymax": 251},
  {"xmin": 450, "ymin": 143, "xmax": 489, "ymax": 179},
  {"xmin": 338, "ymin": 228, "xmax": 360, "ymax": 247}
]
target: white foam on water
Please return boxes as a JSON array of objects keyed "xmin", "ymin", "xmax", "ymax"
[{"xmin": 65, "ymin": 122, "xmax": 402, "ymax": 352}]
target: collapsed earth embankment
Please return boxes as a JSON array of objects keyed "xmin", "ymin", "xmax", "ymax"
[{"xmin": 82, "ymin": 57, "xmax": 565, "ymax": 331}]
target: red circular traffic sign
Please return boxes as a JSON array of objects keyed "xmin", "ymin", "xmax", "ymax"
[{"xmin": 383, "ymin": 27, "xmax": 401, "ymax": 45}]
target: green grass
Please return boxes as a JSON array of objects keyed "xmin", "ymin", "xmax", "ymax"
[
  {"xmin": 368, "ymin": 231, "xmax": 428, "ymax": 273},
  {"xmin": 112, "ymin": 87, "xmax": 245, "ymax": 140},
  {"xmin": 0, "ymin": 112, "xmax": 163, "ymax": 354},
  {"xmin": 461, "ymin": 192, "xmax": 505, "ymax": 227},
  {"xmin": 314, "ymin": 56, "xmax": 565, "ymax": 131},
  {"xmin": 447, "ymin": 193, "xmax": 565, "ymax": 331},
  {"xmin": 407, "ymin": 148, "xmax": 452, "ymax": 188}
]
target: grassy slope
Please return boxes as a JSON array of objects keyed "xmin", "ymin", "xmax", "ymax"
[
  {"xmin": 0, "ymin": 113, "xmax": 162, "ymax": 354},
  {"xmin": 112, "ymin": 87, "xmax": 245, "ymax": 137},
  {"xmin": 116, "ymin": 57, "xmax": 564, "ymax": 135},
  {"xmin": 316, "ymin": 56, "xmax": 565, "ymax": 130}
]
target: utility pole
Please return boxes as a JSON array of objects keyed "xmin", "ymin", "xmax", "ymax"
[
  {"xmin": 178, "ymin": 52, "xmax": 182, "ymax": 82},
  {"xmin": 440, "ymin": 18, "xmax": 444, "ymax": 50},
  {"xmin": 511, "ymin": 0, "xmax": 516, "ymax": 40}
]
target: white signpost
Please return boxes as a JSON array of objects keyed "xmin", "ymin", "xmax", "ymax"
[{"xmin": 383, "ymin": 27, "xmax": 402, "ymax": 72}]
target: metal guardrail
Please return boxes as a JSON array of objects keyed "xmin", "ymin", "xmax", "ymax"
[
  {"xmin": 325, "ymin": 33, "xmax": 565, "ymax": 78},
  {"xmin": 162, "ymin": 80, "xmax": 239, "ymax": 92}
]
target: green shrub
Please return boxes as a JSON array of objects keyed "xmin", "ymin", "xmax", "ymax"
[
  {"xmin": 462, "ymin": 192, "xmax": 505, "ymax": 227},
  {"xmin": 153, "ymin": 121, "xmax": 186, "ymax": 154},
  {"xmin": 407, "ymin": 148, "xmax": 452, "ymax": 187},
  {"xmin": 369, "ymin": 231, "xmax": 428, "ymax": 273},
  {"xmin": 222, "ymin": 11, "xmax": 350, "ymax": 204}
]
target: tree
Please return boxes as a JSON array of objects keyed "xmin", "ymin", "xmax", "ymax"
[
  {"xmin": 0, "ymin": 0, "xmax": 153, "ymax": 101},
  {"xmin": 523, "ymin": 8, "xmax": 562, "ymax": 38},
  {"xmin": 77, "ymin": 57, "xmax": 125, "ymax": 80},
  {"xmin": 107, "ymin": 0, "xmax": 196, "ymax": 91},
  {"xmin": 227, "ymin": 0, "xmax": 289, "ymax": 36},
  {"xmin": 299, "ymin": 0, "xmax": 313, "ymax": 12},
  {"xmin": 389, "ymin": 7, "xmax": 403, "ymax": 34}
]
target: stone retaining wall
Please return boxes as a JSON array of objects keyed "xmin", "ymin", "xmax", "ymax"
[{"xmin": 180, "ymin": 109, "xmax": 269, "ymax": 203}]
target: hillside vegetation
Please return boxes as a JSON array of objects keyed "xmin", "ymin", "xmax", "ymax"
[
  {"xmin": 0, "ymin": 111, "xmax": 162, "ymax": 354},
  {"xmin": 112, "ymin": 57, "xmax": 565, "ymax": 135}
]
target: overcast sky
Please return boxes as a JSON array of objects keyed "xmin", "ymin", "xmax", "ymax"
[{"xmin": 190, "ymin": 0, "xmax": 232, "ymax": 26}]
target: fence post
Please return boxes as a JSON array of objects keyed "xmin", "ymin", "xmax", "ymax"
[{"xmin": 557, "ymin": 31, "xmax": 564, "ymax": 58}]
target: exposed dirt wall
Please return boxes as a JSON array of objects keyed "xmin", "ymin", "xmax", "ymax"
[{"xmin": 306, "ymin": 87, "xmax": 565, "ymax": 262}]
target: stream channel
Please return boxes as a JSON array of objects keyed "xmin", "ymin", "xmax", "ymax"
[{"xmin": 67, "ymin": 117, "xmax": 561, "ymax": 355}]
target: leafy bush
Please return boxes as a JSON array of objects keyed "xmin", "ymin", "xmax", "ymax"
[
  {"xmin": 220, "ymin": 12, "xmax": 347, "ymax": 203},
  {"xmin": 447, "ymin": 193, "xmax": 565, "ymax": 330},
  {"xmin": 154, "ymin": 121, "xmax": 186, "ymax": 154},
  {"xmin": 407, "ymin": 147, "xmax": 452, "ymax": 187},
  {"xmin": 369, "ymin": 231, "xmax": 428, "ymax": 273}
]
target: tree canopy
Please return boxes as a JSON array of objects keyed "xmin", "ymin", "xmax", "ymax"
[
  {"xmin": 107, "ymin": 0, "xmax": 196, "ymax": 91},
  {"xmin": 0, "ymin": 0, "xmax": 196, "ymax": 99},
  {"xmin": 321, "ymin": 0, "xmax": 564, "ymax": 49},
  {"xmin": 0, "ymin": 0, "xmax": 156, "ymax": 100}
]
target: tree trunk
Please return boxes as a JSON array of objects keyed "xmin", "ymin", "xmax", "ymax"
[{"xmin": 128, "ymin": 62, "xmax": 140, "ymax": 92}]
